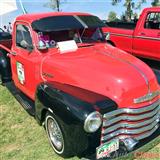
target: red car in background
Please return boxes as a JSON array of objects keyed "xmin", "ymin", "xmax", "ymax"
[{"xmin": 103, "ymin": 7, "xmax": 160, "ymax": 61}]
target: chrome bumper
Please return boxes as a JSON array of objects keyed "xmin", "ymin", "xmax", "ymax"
[{"xmin": 101, "ymin": 100, "xmax": 160, "ymax": 143}]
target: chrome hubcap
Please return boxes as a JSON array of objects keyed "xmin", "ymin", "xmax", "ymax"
[{"xmin": 47, "ymin": 118, "xmax": 63, "ymax": 151}]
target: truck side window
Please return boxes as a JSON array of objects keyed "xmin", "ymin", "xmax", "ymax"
[
  {"xmin": 144, "ymin": 12, "xmax": 160, "ymax": 30},
  {"xmin": 16, "ymin": 24, "xmax": 33, "ymax": 49}
]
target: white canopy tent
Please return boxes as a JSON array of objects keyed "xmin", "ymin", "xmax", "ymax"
[
  {"xmin": 0, "ymin": 0, "xmax": 17, "ymax": 15},
  {"xmin": 0, "ymin": 0, "xmax": 27, "ymax": 28},
  {"xmin": 0, "ymin": 0, "xmax": 17, "ymax": 28}
]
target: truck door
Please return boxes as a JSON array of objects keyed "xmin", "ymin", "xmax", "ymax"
[
  {"xmin": 133, "ymin": 12, "xmax": 160, "ymax": 60},
  {"xmin": 10, "ymin": 22, "xmax": 39, "ymax": 100}
]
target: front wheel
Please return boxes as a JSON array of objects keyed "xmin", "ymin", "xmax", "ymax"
[{"xmin": 45, "ymin": 112, "xmax": 74, "ymax": 158}]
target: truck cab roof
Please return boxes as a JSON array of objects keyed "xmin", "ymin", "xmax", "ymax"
[
  {"xmin": 15, "ymin": 12, "xmax": 106, "ymax": 33},
  {"xmin": 143, "ymin": 7, "xmax": 160, "ymax": 12},
  {"xmin": 16, "ymin": 12, "xmax": 92, "ymax": 24}
]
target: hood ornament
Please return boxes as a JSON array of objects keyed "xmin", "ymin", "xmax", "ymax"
[{"xmin": 134, "ymin": 90, "xmax": 160, "ymax": 104}]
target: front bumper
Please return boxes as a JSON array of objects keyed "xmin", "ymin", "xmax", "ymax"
[
  {"xmin": 118, "ymin": 126, "xmax": 160, "ymax": 160},
  {"xmin": 101, "ymin": 100, "xmax": 160, "ymax": 146},
  {"xmin": 83, "ymin": 99, "xmax": 160, "ymax": 159},
  {"xmin": 84, "ymin": 126, "xmax": 160, "ymax": 160}
]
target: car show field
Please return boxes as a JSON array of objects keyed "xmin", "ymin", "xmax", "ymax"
[
  {"xmin": 0, "ymin": 1, "xmax": 160, "ymax": 159},
  {"xmin": 0, "ymin": 85, "xmax": 76, "ymax": 160},
  {"xmin": 0, "ymin": 86, "xmax": 159, "ymax": 160}
]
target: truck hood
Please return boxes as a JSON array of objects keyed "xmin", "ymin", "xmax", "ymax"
[{"xmin": 42, "ymin": 43, "xmax": 159, "ymax": 108}]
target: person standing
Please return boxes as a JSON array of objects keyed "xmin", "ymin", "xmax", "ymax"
[
  {"xmin": 8, "ymin": 22, "xmax": 13, "ymax": 33},
  {"xmin": 3, "ymin": 25, "xmax": 8, "ymax": 32}
]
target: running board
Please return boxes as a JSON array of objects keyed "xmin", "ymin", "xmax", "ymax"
[{"xmin": 5, "ymin": 81, "xmax": 35, "ymax": 116}]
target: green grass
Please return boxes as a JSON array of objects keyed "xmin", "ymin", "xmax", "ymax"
[
  {"xmin": 0, "ymin": 86, "xmax": 78, "ymax": 160},
  {"xmin": 0, "ymin": 85, "xmax": 159, "ymax": 160}
]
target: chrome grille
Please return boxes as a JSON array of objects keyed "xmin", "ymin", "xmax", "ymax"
[{"xmin": 101, "ymin": 100, "xmax": 160, "ymax": 143}]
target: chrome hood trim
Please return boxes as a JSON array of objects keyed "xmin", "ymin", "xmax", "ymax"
[
  {"xmin": 134, "ymin": 90, "xmax": 160, "ymax": 104},
  {"xmin": 94, "ymin": 46, "xmax": 151, "ymax": 95}
]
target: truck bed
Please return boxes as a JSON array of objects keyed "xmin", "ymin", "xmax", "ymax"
[
  {"xmin": 0, "ymin": 32, "xmax": 12, "ymax": 49},
  {"xmin": 104, "ymin": 7, "xmax": 160, "ymax": 61},
  {"xmin": 103, "ymin": 21, "xmax": 135, "ymax": 39},
  {"xmin": 106, "ymin": 21, "xmax": 137, "ymax": 30}
]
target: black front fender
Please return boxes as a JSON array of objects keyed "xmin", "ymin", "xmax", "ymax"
[
  {"xmin": 35, "ymin": 83, "xmax": 95, "ymax": 126},
  {"xmin": 35, "ymin": 83, "xmax": 117, "ymax": 154}
]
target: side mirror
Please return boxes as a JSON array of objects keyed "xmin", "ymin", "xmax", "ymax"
[
  {"xmin": 20, "ymin": 40, "xmax": 28, "ymax": 48},
  {"xmin": 105, "ymin": 32, "xmax": 110, "ymax": 40},
  {"xmin": 37, "ymin": 40, "xmax": 48, "ymax": 50}
]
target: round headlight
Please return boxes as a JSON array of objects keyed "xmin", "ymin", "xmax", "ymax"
[{"xmin": 84, "ymin": 111, "xmax": 102, "ymax": 133}]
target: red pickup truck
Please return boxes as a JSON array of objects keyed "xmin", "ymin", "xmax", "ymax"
[
  {"xmin": 103, "ymin": 7, "xmax": 160, "ymax": 61},
  {"xmin": 0, "ymin": 12, "xmax": 160, "ymax": 159}
]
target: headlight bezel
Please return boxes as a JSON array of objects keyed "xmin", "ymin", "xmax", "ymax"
[{"xmin": 84, "ymin": 111, "xmax": 102, "ymax": 133}]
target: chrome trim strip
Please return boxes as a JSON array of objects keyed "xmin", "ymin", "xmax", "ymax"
[
  {"xmin": 103, "ymin": 110, "xmax": 160, "ymax": 128},
  {"xmin": 134, "ymin": 91, "xmax": 160, "ymax": 104},
  {"xmin": 128, "ymin": 63, "xmax": 151, "ymax": 93},
  {"xmin": 110, "ymin": 33, "xmax": 133, "ymax": 38},
  {"xmin": 103, "ymin": 107, "xmax": 160, "ymax": 126},
  {"xmin": 102, "ymin": 122, "xmax": 159, "ymax": 141},
  {"xmin": 101, "ymin": 100, "xmax": 160, "ymax": 143},
  {"xmin": 135, "ymin": 125, "xmax": 159, "ymax": 140},
  {"xmin": 113, "ymin": 125, "xmax": 159, "ymax": 141},
  {"xmin": 134, "ymin": 36, "xmax": 160, "ymax": 41},
  {"xmin": 102, "ymin": 112, "xmax": 160, "ymax": 134},
  {"xmin": 48, "ymin": 108, "xmax": 53, "ymax": 114},
  {"xmin": 94, "ymin": 47, "xmax": 151, "ymax": 94},
  {"xmin": 103, "ymin": 100, "xmax": 160, "ymax": 118},
  {"xmin": 110, "ymin": 33, "xmax": 160, "ymax": 41}
]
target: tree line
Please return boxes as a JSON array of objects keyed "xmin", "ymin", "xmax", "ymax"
[
  {"xmin": 111, "ymin": 0, "xmax": 160, "ymax": 21},
  {"xmin": 45, "ymin": 0, "xmax": 160, "ymax": 21}
]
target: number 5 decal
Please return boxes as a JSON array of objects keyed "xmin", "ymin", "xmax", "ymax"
[{"xmin": 16, "ymin": 62, "xmax": 25, "ymax": 85}]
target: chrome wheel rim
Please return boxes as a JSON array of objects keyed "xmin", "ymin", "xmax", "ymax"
[{"xmin": 47, "ymin": 117, "xmax": 63, "ymax": 151}]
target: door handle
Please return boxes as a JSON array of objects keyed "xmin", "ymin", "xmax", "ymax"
[
  {"xmin": 140, "ymin": 32, "xmax": 146, "ymax": 36},
  {"xmin": 11, "ymin": 52, "xmax": 17, "ymax": 56},
  {"xmin": 157, "ymin": 33, "xmax": 160, "ymax": 37}
]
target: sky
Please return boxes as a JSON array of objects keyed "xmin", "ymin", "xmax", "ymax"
[{"xmin": 0, "ymin": 0, "xmax": 153, "ymax": 28}]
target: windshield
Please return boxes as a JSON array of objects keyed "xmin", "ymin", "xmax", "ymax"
[
  {"xmin": 33, "ymin": 15, "xmax": 106, "ymax": 48},
  {"xmin": 37, "ymin": 28, "xmax": 105, "ymax": 48},
  {"xmin": 32, "ymin": 15, "xmax": 105, "ymax": 32}
]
